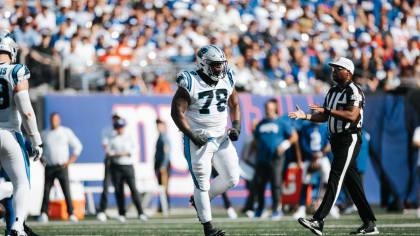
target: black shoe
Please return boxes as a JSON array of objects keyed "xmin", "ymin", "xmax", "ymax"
[
  {"xmin": 205, "ymin": 228, "xmax": 225, "ymax": 236},
  {"xmin": 298, "ymin": 217, "xmax": 324, "ymax": 235},
  {"xmin": 350, "ymin": 221, "xmax": 379, "ymax": 235},
  {"xmin": 24, "ymin": 222, "xmax": 39, "ymax": 236},
  {"xmin": 10, "ymin": 230, "xmax": 25, "ymax": 236}
]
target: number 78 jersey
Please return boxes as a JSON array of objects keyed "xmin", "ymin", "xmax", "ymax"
[{"xmin": 176, "ymin": 69, "xmax": 235, "ymax": 138}]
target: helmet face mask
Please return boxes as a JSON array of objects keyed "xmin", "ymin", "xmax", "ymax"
[
  {"xmin": 0, "ymin": 30, "xmax": 18, "ymax": 63},
  {"xmin": 196, "ymin": 45, "xmax": 227, "ymax": 82},
  {"xmin": 205, "ymin": 60, "xmax": 227, "ymax": 81}
]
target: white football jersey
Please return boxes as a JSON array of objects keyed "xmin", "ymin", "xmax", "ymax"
[
  {"xmin": 0, "ymin": 63, "xmax": 30, "ymax": 132},
  {"xmin": 176, "ymin": 69, "xmax": 236, "ymax": 137}
]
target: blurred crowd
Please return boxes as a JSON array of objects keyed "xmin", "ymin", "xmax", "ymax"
[{"xmin": 1, "ymin": 0, "xmax": 420, "ymax": 95}]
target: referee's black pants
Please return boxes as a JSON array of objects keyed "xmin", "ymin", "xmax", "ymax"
[
  {"xmin": 313, "ymin": 132, "xmax": 376, "ymax": 223},
  {"xmin": 110, "ymin": 163, "xmax": 144, "ymax": 216},
  {"xmin": 41, "ymin": 165, "xmax": 74, "ymax": 215}
]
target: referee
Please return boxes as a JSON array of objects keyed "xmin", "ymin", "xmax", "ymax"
[{"xmin": 289, "ymin": 57, "xmax": 378, "ymax": 235}]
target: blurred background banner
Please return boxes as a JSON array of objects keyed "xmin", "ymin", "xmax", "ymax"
[{"xmin": 39, "ymin": 92, "xmax": 420, "ymax": 207}]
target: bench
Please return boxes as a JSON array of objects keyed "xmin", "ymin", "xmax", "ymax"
[{"xmin": 68, "ymin": 163, "xmax": 168, "ymax": 216}]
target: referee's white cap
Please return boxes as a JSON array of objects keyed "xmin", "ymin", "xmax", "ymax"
[{"xmin": 328, "ymin": 57, "xmax": 354, "ymax": 74}]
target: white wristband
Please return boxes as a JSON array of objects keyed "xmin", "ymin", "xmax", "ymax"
[{"xmin": 280, "ymin": 140, "xmax": 291, "ymax": 150}]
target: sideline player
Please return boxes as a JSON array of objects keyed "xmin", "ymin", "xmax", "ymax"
[
  {"xmin": 171, "ymin": 45, "xmax": 241, "ymax": 236},
  {"xmin": 0, "ymin": 30, "xmax": 43, "ymax": 236}
]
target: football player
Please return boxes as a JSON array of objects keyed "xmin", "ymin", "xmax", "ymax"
[
  {"xmin": 171, "ymin": 45, "xmax": 241, "ymax": 236},
  {"xmin": 0, "ymin": 30, "xmax": 43, "ymax": 236}
]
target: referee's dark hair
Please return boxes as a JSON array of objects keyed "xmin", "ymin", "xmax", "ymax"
[{"xmin": 265, "ymin": 98, "xmax": 279, "ymax": 115}]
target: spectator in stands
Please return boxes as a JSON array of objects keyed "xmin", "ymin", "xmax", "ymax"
[
  {"xmin": 128, "ymin": 73, "xmax": 148, "ymax": 95},
  {"xmin": 27, "ymin": 30, "xmax": 58, "ymax": 88},
  {"xmin": 96, "ymin": 112, "xmax": 121, "ymax": 222},
  {"xmin": 107, "ymin": 118, "xmax": 147, "ymax": 222},
  {"xmin": 413, "ymin": 126, "xmax": 420, "ymax": 218},
  {"xmin": 1, "ymin": 0, "xmax": 420, "ymax": 94},
  {"xmin": 251, "ymin": 99, "xmax": 298, "ymax": 220},
  {"xmin": 153, "ymin": 71, "xmax": 172, "ymax": 94},
  {"xmin": 154, "ymin": 119, "xmax": 171, "ymax": 213},
  {"xmin": 97, "ymin": 70, "xmax": 119, "ymax": 94},
  {"xmin": 38, "ymin": 113, "xmax": 83, "ymax": 223}
]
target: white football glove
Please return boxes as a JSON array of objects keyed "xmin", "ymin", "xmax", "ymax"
[{"xmin": 30, "ymin": 144, "xmax": 43, "ymax": 161}]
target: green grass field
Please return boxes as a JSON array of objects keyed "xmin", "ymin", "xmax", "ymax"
[{"xmin": 5, "ymin": 209, "xmax": 420, "ymax": 235}]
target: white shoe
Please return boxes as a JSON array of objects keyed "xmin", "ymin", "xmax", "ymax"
[
  {"xmin": 417, "ymin": 208, "xmax": 420, "ymax": 218},
  {"xmin": 139, "ymin": 214, "xmax": 148, "ymax": 221},
  {"xmin": 118, "ymin": 215, "xmax": 126, "ymax": 223},
  {"xmin": 329, "ymin": 206, "xmax": 340, "ymax": 219},
  {"xmin": 97, "ymin": 212, "xmax": 107, "ymax": 222},
  {"xmin": 245, "ymin": 210, "xmax": 254, "ymax": 218},
  {"xmin": 227, "ymin": 207, "xmax": 238, "ymax": 219},
  {"xmin": 270, "ymin": 210, "xmax": 283, "ymax": 221},
  {"xmin": 69, "ymin": 214, "xmax": 78, "ymax": 222},
  {"xmin": 343, "ymin": 204, "xmax": 357, "ymax": 214},
  {"xmin": 293, "ymin": 206, "xmax": 307, "ymax": 220},
  {"xmin": 37, "ymin": 212, "xmax": 48, "ymax": 223}
]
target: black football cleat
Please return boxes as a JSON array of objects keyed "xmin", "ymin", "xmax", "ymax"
[
  {"xmin": 298, "ymin": 217, "xmax": 324, "ymax": 235},
  {"xmin": 10, "ymin": 229, "xmax": 26, "ymax": 236},
  {"xmin": 205, "ymin": 228, "xmax": 225, "ymax": 236},
  {"xmin": 24, "ymin": 222, "xmax": 39, "ymax": 236},
  {"xmin": 350, "ymin": 221, "xmax": 379, "ymax": 235}
]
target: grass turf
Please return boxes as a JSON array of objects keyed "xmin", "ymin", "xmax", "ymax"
[{"xmin": 4, "ymin": 210, "xmax": 420, "ymax": 235}]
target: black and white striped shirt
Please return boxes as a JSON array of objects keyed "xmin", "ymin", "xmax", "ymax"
[{"xmin": 323, "ymin": 81, "xmax": 364, "ymax": 134}]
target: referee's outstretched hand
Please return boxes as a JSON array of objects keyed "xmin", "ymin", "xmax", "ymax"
[
  {"xmin": 309, "ymin": 104, "xmax": 325, "ymax": 113},
  {"xmin": 288, "ymin": 105, "xmax": 306, "ymax": 120}
]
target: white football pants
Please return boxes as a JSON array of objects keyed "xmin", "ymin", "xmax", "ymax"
[
  {"xmin": 0, "ymin": 130, "xmax": 30, "ymax": 231},
  {"xmin": 301, "ymin": 157, "xmax": 331, "ymax": 185},
  {"xmin": 184, "ymin": 135, "xmax": 240, "ymax": 223}
]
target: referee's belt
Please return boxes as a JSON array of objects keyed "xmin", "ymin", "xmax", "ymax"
[{"xmin": 330, "ymin": 129, "xmax": 361, "ymax": 137}]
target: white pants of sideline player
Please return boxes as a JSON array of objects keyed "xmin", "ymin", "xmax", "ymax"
[
  {"xmin": 301, "ymin": 157, "xmax": 331, "ymax": 185},
  {"xmin": 0, "ymin": 129, "xmax": 30, "ymax": 231},
  {"xmin": 184, "ymin": 135, "xmax": 240, "ymax": 223}
]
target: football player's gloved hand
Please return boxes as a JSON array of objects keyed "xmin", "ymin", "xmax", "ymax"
[
  {"xmin": 190, "ymin": 132, "xmax": 208, "ymax": 148},
  {"xmin": 228, "ymin": 120, "xmax": 241, "ymax": 141},
  {"xmin": 29, "ymin": 144, "xmax": 43, "ymax": 161}
]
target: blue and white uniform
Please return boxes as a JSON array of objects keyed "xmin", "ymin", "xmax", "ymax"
[
  {"xmin": 0, "ymin": 62, "xmax": 37, "ymax": 233},
  {"xmin": 299, "ymin": 122, "xmax": 331, "ymax": 185},
  {"xmin": 177, "ymin": 68, "xmax": 240, "ymax": 223}
]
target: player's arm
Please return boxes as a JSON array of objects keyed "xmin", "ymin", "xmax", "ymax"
[
  {"xmin": 288, "ymin": 105, "xmax": 329, "ymax": 122},
  {"xmin": 62, "ymin": 129, "xmax": 83, "ymax": 168},
  {"xmin": 13, "ymin": 79, "xmax": 43, "ymax": 160},
  {"xmin": 227, "ymin": 88, "xmax": 241, "ymax": 141},
  {"xmin": 277, "ymin": 128, "xmax": 298, "ymax": 156},
  {"xmin": 413, "ymin": 128, "xmax": 420, "ymax": 148},
  {"xmin": 171, "ymin": 88, "xmax": 208, "ymax": 147},
  {"xmin": 310, "ymin": 104, "xmax": 360, "ymax": 123}
]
